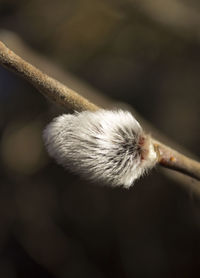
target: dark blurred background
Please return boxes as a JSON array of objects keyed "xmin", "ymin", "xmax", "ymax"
[{"xmin": 0, "ymin": 0, "xmax": 200, "ymax": 277}]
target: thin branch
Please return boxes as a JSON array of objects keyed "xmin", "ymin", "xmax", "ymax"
[
  {"xmin": 0, "ymin": 40, "xmax": 200, "ymax": 182},
  {"xmin": 153, "ymin": 141, "xmax": 200, "ymax": 181},
  {"xmin": 0, "ymin": 41, "xmax": 98, "ymax": 112}
]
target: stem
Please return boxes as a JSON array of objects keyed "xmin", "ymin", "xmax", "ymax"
[
  {"xmin": 0, "ymin": 40, "xmax": 200, "ymax": 181},
  {"xmin": 0, "ymin": 41, "xmax": 98, "ymax": 112},
  {"xmin": 153, "ymin": 141, "xmax": 200, "ymax": 181}
]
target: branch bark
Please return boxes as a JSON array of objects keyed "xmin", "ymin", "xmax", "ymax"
[
  {"xmin": 153, "ymin": 141, "xmax": 200, "ymax": 181},
  {"xmin": 0, "ymin": 40, "xmax": 199, "ymax": 182},
  {"xmin": 0, "ymin": 41, "xmax": 98, "ymax": 112}
]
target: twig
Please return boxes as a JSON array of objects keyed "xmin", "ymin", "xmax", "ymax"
[
  {"xmin": 0, "ymin": 41, "xmax": 98, "ymax": 112},
  {"xmin": 153, "ymin": 141, "xmax": 200, "ymax": 181},
  {"xmin": 0, "ymin": 40, "xmax": 199, "ymax": 181}
]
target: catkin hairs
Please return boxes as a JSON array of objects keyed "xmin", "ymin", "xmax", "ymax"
[{"xmin": 43, "ymin": 110, "xmax": 157, "ymax": 188}]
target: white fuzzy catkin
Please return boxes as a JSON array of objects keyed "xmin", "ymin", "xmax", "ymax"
[{"xmin": 43, "ymin": 110, "xmax": 157, "ymax": 188}]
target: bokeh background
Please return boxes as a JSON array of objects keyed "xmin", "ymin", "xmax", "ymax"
[{"xmin": 0, "ymin": 0, "xmax": 200, "ymax": 277}]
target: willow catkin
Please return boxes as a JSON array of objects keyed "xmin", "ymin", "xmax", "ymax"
[{"xmin": 43, "ymin": 110, "xmax": 157, "ymax": 188}]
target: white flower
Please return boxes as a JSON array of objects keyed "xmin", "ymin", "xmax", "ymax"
[{"xmin": 43, "ymin": 110, "xmax": 157, "ymax": 188}]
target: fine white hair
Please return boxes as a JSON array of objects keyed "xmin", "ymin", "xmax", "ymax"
[{"xmin": 43, "ymin": 110, "xmax": 157, "ymax": 188}]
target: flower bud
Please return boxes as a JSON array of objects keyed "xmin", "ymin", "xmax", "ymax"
[{"xmin": 43, "ymin": 110, "xmax": 157, "ymax": 188}]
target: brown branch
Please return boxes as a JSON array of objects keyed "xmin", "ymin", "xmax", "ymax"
[
  {"xmin": 0, "ymin": 40, "xmax": 200, "ymax": 182},
  {"xmin": 153, "ymin": 141, "xmax": 200, "ymax": 181},
  {"xmin": 0, "ymin": 41, "xmax": 98, "ymax": 112}
]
